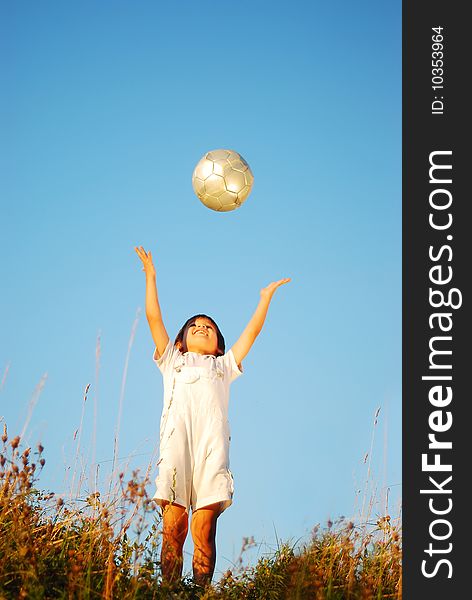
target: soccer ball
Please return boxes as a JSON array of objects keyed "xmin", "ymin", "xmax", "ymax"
[{"xmin": 192, "ymin": 149, "xmax": 254, "ymax": 212}]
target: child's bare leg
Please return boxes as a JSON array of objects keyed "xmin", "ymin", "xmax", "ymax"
[
  {"xmin": 190, "ymin": 502, "xmax": 222, "ymax": 586},
  {"xmin": 161, "ymin": 502, "xmax": 188, "ymax": 585}
]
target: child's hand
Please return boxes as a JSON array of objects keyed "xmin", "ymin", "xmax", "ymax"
[
  {"xmin": 231, "ymin": 277, "xmax": 292, "ymax": 365},
  {"xmin": 260, "ymin": 278, "xmax": 291, "ymax": 300},
  {"xmin": 135, "ymin": 246, "xmax": 156, "ymax": 278}
]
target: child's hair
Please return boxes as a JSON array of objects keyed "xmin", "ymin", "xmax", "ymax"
[{"xmin": 174, "ymin": 314, "xmax": 225, "ymax": 356}]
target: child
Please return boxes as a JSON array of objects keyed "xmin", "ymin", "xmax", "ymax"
[{"xmin": 135, "ymin": 246, "xmax": 290, "ymax": 587}]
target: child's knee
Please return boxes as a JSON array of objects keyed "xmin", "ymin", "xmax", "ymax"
[
  {"xmin": 163, "ymin": 505, "xmax": 188, "ymax": 545},
  {"xmin": 191, "ymin": 514, "xmax": 217, "ymax": 547}
]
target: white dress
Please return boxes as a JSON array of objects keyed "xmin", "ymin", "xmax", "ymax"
[{"xmin": 152, "ymin": 339, "xmax": 242, "ymax": 512}]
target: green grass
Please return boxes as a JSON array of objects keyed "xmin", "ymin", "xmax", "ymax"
[{"xmin": 0, "ymin": 424, "xmax": 401, "ymax": 599}]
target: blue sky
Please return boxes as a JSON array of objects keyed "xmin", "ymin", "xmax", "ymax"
[{"xmin": 0, "ymin": 0, "xmax": 401, "ymax": 578}]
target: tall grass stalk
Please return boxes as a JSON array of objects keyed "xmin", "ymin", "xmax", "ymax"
[
  {"xmin": 19, "ymin": 372, "xmax": 48, "ymax": 443},
  {"xmin": 89, "ymin": 330, "xmax": 102, "ymax": 496},
  {"xmin": 360, "ymin": 406, "xmax": 381, "ymax": 530},
  {"xmin": 110, "ymin": 307, "xmax": 141, "ymax": 498},
  {"xmin": 0, "ymin": 361, "xmax": 10, "ymax": 392},
  {"xmin": 70, "ymin": 383, "xmax": 91, "ymax": 502}
]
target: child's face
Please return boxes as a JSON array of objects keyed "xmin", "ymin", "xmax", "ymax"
[{"xmin": 185, "ymin": 317, "xmax": 220, "ymax": 355}]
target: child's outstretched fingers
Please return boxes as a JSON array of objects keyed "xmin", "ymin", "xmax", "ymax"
[
  {"xmin": 134, "ymin": 246, "xmax": 156, "ymax": 276},
  {"xmin": 260, "ymin": 277, "xmax": 291, "ymax": 298},
  {"xmin": 276, "ymin": 277, "xmax": 291, "ymax": 287}
]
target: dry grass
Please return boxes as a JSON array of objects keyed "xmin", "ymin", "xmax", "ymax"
[{"xmin": 0, "ymin": 419, "xmax": 401, "ymax": 599}]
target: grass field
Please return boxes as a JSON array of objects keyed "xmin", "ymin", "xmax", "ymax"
[{"xmin": 0, "ymin": 420, "xmax": 401, "ymax": 599}]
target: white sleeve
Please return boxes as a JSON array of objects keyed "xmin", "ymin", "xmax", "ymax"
[
  {"xmin": 152, "ymin": 339, "xmax": 179, "ymax": 375},
  {"xmin": 218, "ymin": 349, "xmax": 243, "ymax": 383}
]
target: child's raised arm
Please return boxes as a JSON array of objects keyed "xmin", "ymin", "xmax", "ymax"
[
  {"xmin": 231, "ymin": 278, "xmax": 291, "ymax": 366},
  {"xmin": 135, "ymin": 246, "xmax": 170, "ymax": 358}
]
